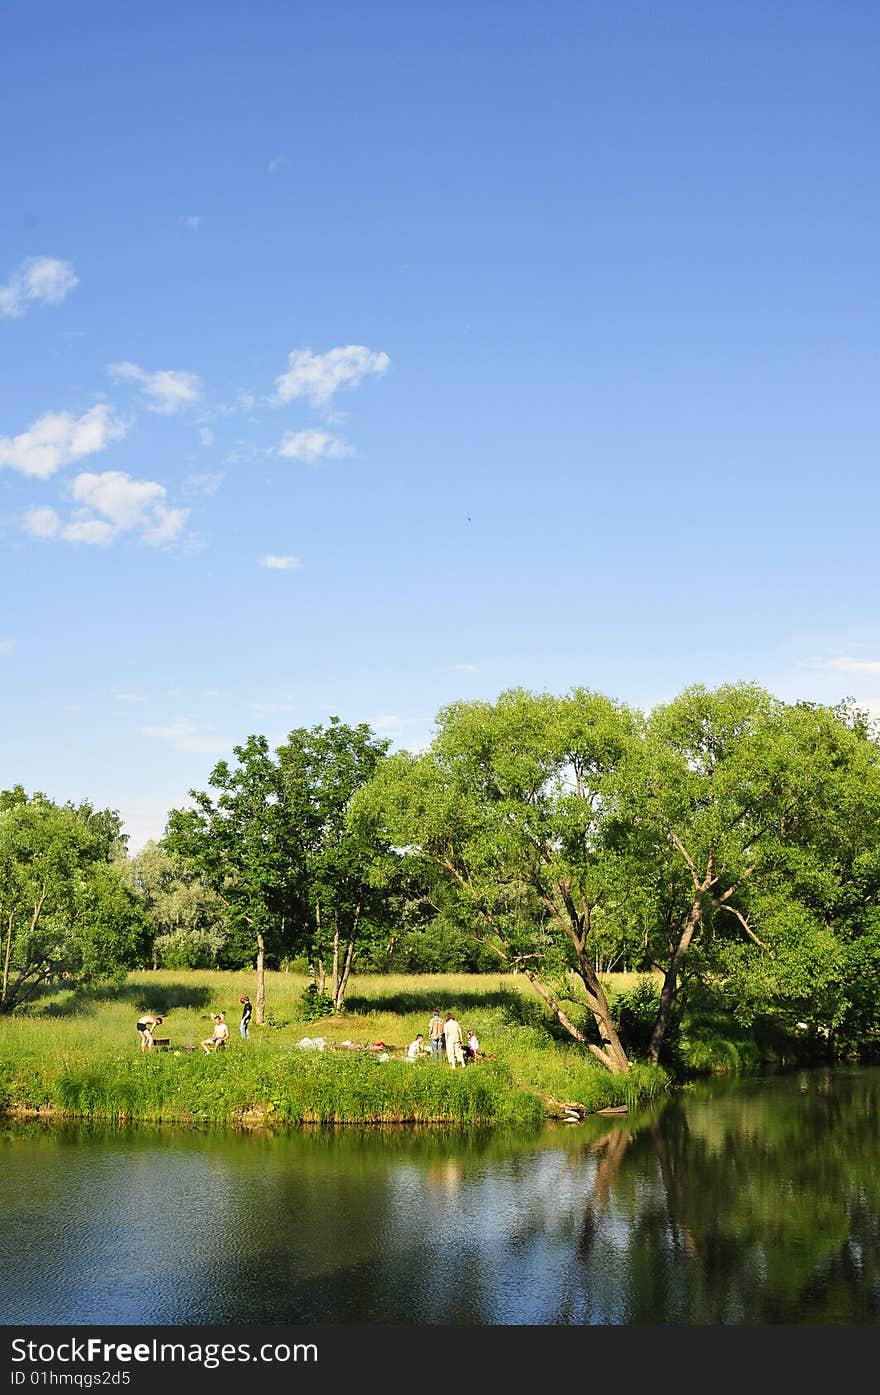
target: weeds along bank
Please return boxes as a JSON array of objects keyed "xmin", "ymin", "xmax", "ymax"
[{"xmin": 0, "ymin": 970, "xmax": 669, "ymax": 1126}]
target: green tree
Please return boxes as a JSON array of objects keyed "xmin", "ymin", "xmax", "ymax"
[
  {"xmin": 0, "ymin": 789, "xmax": 143, "ymax": 1013},
  {"xmin": 618, "ymin": 685, "xmax": 880, "ymax": 1063},
  {"xmin": 355, "ymin": 688, "xmax": 642, "ymax": 1073},
  {"xmin": 123, "ymin": 840, "xmax": 227, "ymax": 969},
  {"xmin": 166, "ymin": 719, "xmax": 391, "ymax": 1021},
  {"xmin": 165, "ymin": 735, "xmax": 302, "ymax": 1024},
  {"xmin": 277, "ymin": 718, "xmax": 391, "ymax": 1011}
]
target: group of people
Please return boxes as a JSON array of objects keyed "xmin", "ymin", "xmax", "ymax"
[
  {"xmin": 409, "ymin": 1010, "xmax": 481, "ymax": 1068},
  {"xmin": 135, "ymin": 995, "xmax": 253, "ymax": 1053}
]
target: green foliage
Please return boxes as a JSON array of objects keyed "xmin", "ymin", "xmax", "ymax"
[
  {"xmin": 299, "ymin": 983, "xmax": 335, "ymax": 1021},
  {"xmin": 608, "ymin": 975, "xmax": 662, "ymax": 1057},
  {"xmin": 122, "ymin": 841, "xmax": 227, "ymax": 969},
  {"xmin": 0, "ymin": 789, "xmax": 143, "ymax": 1013}
]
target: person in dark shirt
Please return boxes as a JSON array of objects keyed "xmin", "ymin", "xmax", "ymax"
[{"xmin": 239, "ymin": 995, "xmax": 253, "ymax": 1038}]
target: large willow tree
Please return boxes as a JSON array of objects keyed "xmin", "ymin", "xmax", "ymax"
[{"xmin": 356, "ymin": 687, "xmax": 642, "ymax": 1074}]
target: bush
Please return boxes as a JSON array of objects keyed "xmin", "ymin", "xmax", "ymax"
[{"xmin": 299, "ymin": 984, "xmax": 335, "ymax": 1021}]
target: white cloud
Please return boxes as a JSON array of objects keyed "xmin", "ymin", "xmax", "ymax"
[
  {"xmin": 0, "ymin": 404, "xmax": 127, "ymax": 478},
  {"xmin": 0, "ymin": 638, "xmax": 15, "ymax": 656},
  {"xmin": 807, "ymin": 656, "xmax": 880, "ymax": 675},
  {"xmin": 267, "ymin": 155, "xmax": 286, "ymax": 175},
  {"xmin": 183, "ymin": 471, "xmax": 224, "ymax": 496},
  {"xmin": 22, "ymin": 506, "xmax": 61, "ymax": 538},
  {"xmin": 117, "ymin": 692, "xmax": 147, "ymax": 703},
  {"xmin": 24, "ymin": 471, "xmax": 189, "ymax": 548},
  {"xmin": 450, "ymin": 662, "xmax": 479, "ymax": 672},
  {"xmin": 277, "ymin": 429, "xmax": 354, "ymax": 463},
  {"xmin": 198, "ymin": 427, "xmax": 215, "ymax": 447},
  {"xmin": 274, "ymin": 345, "xmax": 390, "ymax": 407},
  {"xmin": 107, "ymin": 360, "xmax": 201, "ymax": 414},
  {"xmin": 0, "ymin": 256, "xmax": 78, "ymax": 318},
  {"xmin": 179, "ymin": 215, "xmax": 202, "ymax": 231},
  {"xmin": 142, "ymin": 717, "xmax": 231, "ymax": 754},
  {"xmin": 62, "ymin": 518, "xmax": 117, "ymax": 545},
  {"xmin": 259, "ymin": 554, "xmax": 301, "ymax": 570}
]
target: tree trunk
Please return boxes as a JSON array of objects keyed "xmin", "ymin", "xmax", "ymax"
[
  {"xmin": 334, "ymin": 935, "xmax": 357, "ymax": 1013},
  {"xmin": 647, "ymin": 896, "xmax": 702, "ymax": 1065},
  {"xmin": 524, "ymin": 969, "xmax": 629, "ymax": 1075},
  {"xmin": 333, "ymin": 902, "xmax": 360, "ymax": 1012},
  {"xmin": 255, "ymin": 930, "xmax": 266, "ymax": 1025},
  {"xmin": 331, "ymin": 913, "xmax": 340, "ymax": 1005},
  {"xmin": 1, "ymin": 909, "xmax": 14, "ymax": 1006}
]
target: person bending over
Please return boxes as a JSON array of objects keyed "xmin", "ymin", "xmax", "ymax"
[{"xmin": 137, "ymin": 1013, "xmax": 164, "ymax": 1052}]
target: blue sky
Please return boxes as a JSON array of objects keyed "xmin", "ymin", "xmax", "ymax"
[{"xmin": 2, "ymin": 1, "xmax": 878, "ymax": 849}]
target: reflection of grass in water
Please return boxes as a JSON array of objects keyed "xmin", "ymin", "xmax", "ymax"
[{"xmin": 0, "ymin": 969, "xmax": 669, "ymax": 1125}]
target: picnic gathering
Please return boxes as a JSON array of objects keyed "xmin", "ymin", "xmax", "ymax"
[{"xmin": 135, "ymin": 1002, "xmax": 487, "ymax": 1065}]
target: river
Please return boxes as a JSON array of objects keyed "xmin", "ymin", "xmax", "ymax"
[{"xmin": 2, "ymin": 1065, "xmax": 879, "ymax": 1324}]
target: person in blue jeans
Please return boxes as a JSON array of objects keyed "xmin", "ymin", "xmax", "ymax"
[
  {"xmin": 428, "ymin": 1008, "xmax": 444, "ymax": 1059},
  {"xmin": 239, "ymin": 995, "xmax": 253, "ymax": 1038}
]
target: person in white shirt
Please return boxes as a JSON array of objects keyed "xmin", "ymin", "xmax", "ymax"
[
  {"xmin": 466, "ymin": 1028, "xmax": 480, "ymax": 1062},
  {"xmin": 443, "ymin": 1013, "xmax": 465, "ymax": 1068},
  {"xmin": 407, "ymin": 1033, "xmax": 427, "ymax": 1060},
  {"xmin": 201, "ymin": 1013, "xmax": 229, "ymax": 1054}
]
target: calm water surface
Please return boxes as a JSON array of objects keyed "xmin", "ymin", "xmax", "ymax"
[{"xmin": 2, "ymin": 1066, "xmax": 879, "ymax": 1325}]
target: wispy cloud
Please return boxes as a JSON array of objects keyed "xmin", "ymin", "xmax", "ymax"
[
  {"xmin": 273, "ymin": 345, "xmax": 390, "ymax": 407},
  {"xmin": 107, "ymin": 361, "xmax": 201, "ymax": 415},
  {"xmin": 0, "ymin": 638, "xmax": 14, "ymax": 657},
  {"xmin": 23, "ymin": 470, "xmax": 189, "ymax": 548},
  {"xmin": 267, "ymin": 155, "xmax": 286, "ymax": 175},
  {"xmin": 178, "ymin": 215, "xmax": 202, "ymax": 231},
  {"xmin": 198, "ymin": 427, "xmax": 215, "ymax": 447},
  {"xmin": 0, "ymin": 404, "xmax": 127, "ymax": 479},
  {"xmin": 142, "ymin": 717, "xmax": 231, "ymax": 754},
  {"xmin": 116, "ymin": 692, "xmax": 147, "ymax": 703},
  {"xmin": 259, "ymin": 554, "xmax": 301, "ymax": 571},
  {"xmin": 371, "ymin": 714, "xmax": 432, "ymax": 733},
  {"xmin": 183, "ymin": 471, "xmax": 224, "ymax": 496},
  {"xmin": 806, "ymin": 656, "xmax": 880, "ymax": 675},
  {"xmin": 277, "ymin": 429, "xmax": 354, "ymax": 463},
  {"xmin": 449, "ymin": 662, "xmax": 479, "ymax": 672},
  {"xmin": 0, "ymin": 256, "xmax": 78, "ymax": 318}
]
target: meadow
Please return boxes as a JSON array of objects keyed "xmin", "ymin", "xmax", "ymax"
[{"xmin": 0, "ymin": 969, "xmax": 669, "ymax": 1127}]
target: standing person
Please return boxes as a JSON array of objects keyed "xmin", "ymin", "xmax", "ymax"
[
  {"xmin": 239, "ymin": 995, "xmax": 252, "ymax": 1039},
  {"xmin": 428, "ymin": 1008, "xmax": 445, "ymax": 1059},
  {"xmin": 443, "ymin": 1012, "xmax": 466, "ymax": 1069},
  {"xmin": 136, "ymin": 1013, "xmax": 163, "ymax": 1052}
]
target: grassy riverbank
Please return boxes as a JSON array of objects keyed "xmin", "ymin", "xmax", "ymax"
[{"xmin": 0, "ymin": 970, "xmax": 668, "ymax": 1127}]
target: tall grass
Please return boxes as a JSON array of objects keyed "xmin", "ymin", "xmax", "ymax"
[{"xmin": 0, "ymin": 969, "xmax": 669, "ymax": 1126}]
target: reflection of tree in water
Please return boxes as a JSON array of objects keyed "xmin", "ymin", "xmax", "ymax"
[{"xmin": 570, "ymin": 1072, "xmax": 880, "ymax": 1324}]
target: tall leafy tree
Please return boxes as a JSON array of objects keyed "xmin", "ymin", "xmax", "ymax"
[
  {"xmin": 616, "ymin": 685, "xmax": 880, "ymax": 1063},
  {"xmin": 356, "ymin": 688, "xmax": 642, "ymax": 1073},
  {"xmin": 277, "ymin": 718, "xmax": 391, "ymax": 1011},
  {"xmin": 123, "ymin": 840, "xmax": 227, "ymax": 969},
  {"xmin": 165, "ymin": 735, "xmax": 303, "ymax": 1024},
  {"xmin": 166, "ymin": 719, "xmax": 392, "ymax": 1021},
  {"xmin": 0, "ymin": 787, "xmax": 142, "ymax": 1013}
]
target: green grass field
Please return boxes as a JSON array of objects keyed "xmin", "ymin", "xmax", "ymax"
[{"xmin": 0, "ymin": 969, "xmax": 669, "ymax": 1126}]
